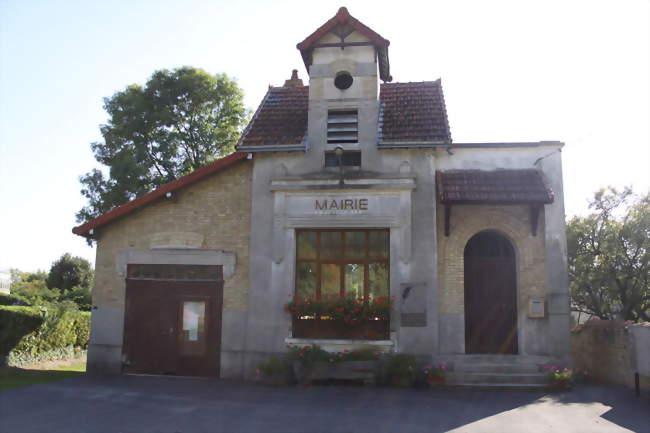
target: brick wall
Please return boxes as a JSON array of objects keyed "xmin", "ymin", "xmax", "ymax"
[
  {"xmin": 93, "ymin": 160, "xmax": 252, "ymax": 312},
  {"xmin": 436, "ymin": 204, "xmax": 548, "ymax": 316}
]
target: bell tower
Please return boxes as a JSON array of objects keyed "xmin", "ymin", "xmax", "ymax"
[{"xmin": 297, "ymin": 7, "xmax": 391, "ymax": 164}]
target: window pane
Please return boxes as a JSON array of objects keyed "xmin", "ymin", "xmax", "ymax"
[
  {"xmin": 296, "ymin": 263, "xmax": 317, "ymax": 298},
  {"xmin": 345, "ymin": 263, "xmax": 364, "ymax": 299},
  {"xmin": 320, "ymin": 232, "xmax": 342, "ymax": 259},
  {"xmin": 321, "ymin": 263, "xmax": 340, "ymax": 297},
  {"xmin": 182, "ymin": 301, "xmax": 205, "ymax": 342},
  {"xmin": 297, "ymin": 231, "xmax": 317, "ymax": 260},
  {"xmin": 345, "ymin": 232, "xmax": 365, "ymax": 258},
  {"xmin": 369, "ymin": 262, "xmax": 389, "ymax": 299},
  {"xmin": 369, "ymin": 231, "xmax": 389, "ymax": 258}
]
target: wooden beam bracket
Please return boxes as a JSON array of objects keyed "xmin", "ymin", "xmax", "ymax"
[
  {"xmin": 530, "ymin": 204, "xmax": 542, "ymax": 236},
  {"xmin": 444, "ymin": 204, "xmax": 452, "ymax": 237}
]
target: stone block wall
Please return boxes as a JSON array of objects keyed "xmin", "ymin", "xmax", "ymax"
[{"xmin": 572, "ymin": 320, "xmax": 650, "ymax": 397}]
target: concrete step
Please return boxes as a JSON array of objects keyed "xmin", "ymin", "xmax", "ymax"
[
  {"xmin": 440, "ymin": 354, "xmax": 552, "ymax": 365},
  {"xmin": 453, "ymin": 363, "xmax": 541, "ymax": 374},
  {"xmin": 445, "ymin": 382, "xmax": 551, "ymax": 391},
  {"xmin": 446, "ymin": 372, "xmax": 548, "ymax": 385}
]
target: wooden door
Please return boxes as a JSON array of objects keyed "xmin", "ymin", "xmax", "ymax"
[
  {"xmin": 122, "ymin": 265, "xmax": 223, "ymax": 377},
  {"xmin": 464, "ymin": 232, "xmax": 517, "ymax": 354}
]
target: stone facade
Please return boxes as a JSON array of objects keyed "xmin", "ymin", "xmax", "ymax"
[
  {"xmin": 79, "ymin": 8, "xmax": 572, "ymax": 379},
  {"xmin": 87, "ymin": 160, "xmax": 252, "ymax": 374}
]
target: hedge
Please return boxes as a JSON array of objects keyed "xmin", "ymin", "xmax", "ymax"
[
  {"xmin": 0, "ymin": 305, "xmax": 90, "ymax": 366},
  {"xmin": 0, "ymin": 306, "xmax": 44, "ymax": 364},
  {"xmin": 0, "ymin": 293, "xmax": 28, "ymax": 306}
]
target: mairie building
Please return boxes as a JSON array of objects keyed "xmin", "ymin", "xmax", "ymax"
[{"xmin": 73, "ymin": 8, "xmax": 571, "ymax": 383}]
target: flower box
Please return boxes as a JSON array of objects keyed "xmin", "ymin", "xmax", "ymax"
[
  {"xmin": 292, "ymin": 360, "xmax": 379, "ymax": 385},
  {"xmin": 292, "ymin": 317, "xmax": 389, "ymax": 340}
]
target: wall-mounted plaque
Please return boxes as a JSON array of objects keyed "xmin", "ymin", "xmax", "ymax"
[{"xmin": 528, "ymin": 297, "xmax": 545, "ymax": 318}]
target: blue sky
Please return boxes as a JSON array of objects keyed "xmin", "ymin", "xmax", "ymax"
[{"xmin": 1, "ymin": 0, "xmax": 648, "ymax": 272}]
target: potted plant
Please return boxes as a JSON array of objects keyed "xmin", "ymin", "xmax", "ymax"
[
  {"xmin": 387, "ymin": 354, "xmax": 417, "ymax": 387},
  {"xmin": 285, "ymin": 295, "xmax": 392, "ymax": 340},
  {"xmin": 543, "ymin": 365, "xmax": 574, "ymax": 390},
  {"xmin": 256, "ymin": 355, "xmax": 289, "ymax": 386},
  {"xmin": 422, "ymin": 362, "xmax": 448, "ymax": 386},
  {"xmin": 287, "ymin": 344, "xmax": 332, "ymax": 385}
]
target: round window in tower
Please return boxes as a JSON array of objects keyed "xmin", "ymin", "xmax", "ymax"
[{"xmin": 334, "ymin": 71, "xmax": 353, "ymax": 90}]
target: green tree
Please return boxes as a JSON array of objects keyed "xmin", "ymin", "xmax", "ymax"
[
  {"xmin": 77, "ymin": 67, "xmax": 247, "ymax": 223},
  {"xmin": 10, "ymin": 269, "xmax": 59, "ymax": 305},
  {"xmin": 567, "ymin": 187, "xmax": 649, "ymax": 322},
  {"xmin": 47, "ymin": 253, "xmax": 94, "ymax": 292}
]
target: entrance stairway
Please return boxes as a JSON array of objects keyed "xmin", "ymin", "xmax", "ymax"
[{"xmin": 440, "ymin": 355, "xmax": 552, "ymax": 390}]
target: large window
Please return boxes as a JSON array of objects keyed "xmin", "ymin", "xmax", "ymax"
[{"xmin": 295, "ymin": 229, "xmax": 389, "ymax": 300}]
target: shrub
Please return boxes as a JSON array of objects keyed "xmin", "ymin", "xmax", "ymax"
[
  {"xmin": 0, "ymin": 293, "xmax": 29, "ymax": 306},
  {"xmin": 0, "ymin": 306, "xmax": 44, "ymax": 362},
  {"xmin": 542, "ymin": 365, "xmax": 573, "ymax": 388},
  {"xmin": 286, "ymin": 344, "xmax": 332, "ymax": 365},
  {"xmin": 257, "ymin": 355, "xmax": 288, "ymax": 377},
  {"xmin": 60, "ymin": 286, "xmax": 92, "ymax": 311},
  {"xmin": 387, "ymin": 354, "xmax": 417, "ymax": 386},
  {"xmin": 422, "ymin": 362, "xmax": 448, "ymax": 385},
  {"xmin": 331, "ymin": 348, "xmax": 381, "ymax": 362},
  {"xmin": 73, "ymin": 312, "xmax": 91, "ymax": 348},
  {"xmin": 1, "ymin": 303, "xmax": 91, "ymax": 366}
]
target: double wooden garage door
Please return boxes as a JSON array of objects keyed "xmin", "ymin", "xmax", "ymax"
[{"xmin": 122, "ymin": 264, "xmax": 223, "ymax": 377}]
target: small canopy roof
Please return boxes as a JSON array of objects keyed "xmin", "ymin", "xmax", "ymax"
[{"xmin": 436, "ymin": 169, "xmax": 554, "ymax": 204}]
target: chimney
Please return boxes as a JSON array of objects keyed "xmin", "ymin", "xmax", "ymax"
[{"xmin": 283, "ymin": 69, "xmax": 304, "ymax": 88}]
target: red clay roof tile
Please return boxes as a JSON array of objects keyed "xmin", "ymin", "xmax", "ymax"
[
  {"xmin": 379, "ymin": 80, "xmax": 451, "ymax": 144},
  {"xmin": 72, "ymin": 152, "xmax": 249, "ymax": 237},
  {"xmin": 238, "ymin": 80, "xmax": 451, "ymax": 150},
  {"xmin": 238, "ymin": 86, "xmax": 309, "ymax": 148},
  {"xmin": 436, "ymin": 170, "xmax": 554, "ymax": 204}
]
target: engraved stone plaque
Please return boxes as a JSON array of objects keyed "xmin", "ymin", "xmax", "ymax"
[{"xmin": 400, "ymin": 313, "xmax": 427, "ymax": 327}]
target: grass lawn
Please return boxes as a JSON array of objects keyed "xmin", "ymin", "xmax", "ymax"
[{"xmin": 0, "ymin": 361, "xmax": 86, "ymax": 391}]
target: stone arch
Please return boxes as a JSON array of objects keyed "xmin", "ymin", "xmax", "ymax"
[{"xmin": 437, "ymin": 205, "xmax": 548, "ymax": 354}]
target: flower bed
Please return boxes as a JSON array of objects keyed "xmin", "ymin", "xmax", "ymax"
[
  {"xmin": 422, "ymin": 362, "xmax": 448, "ymax": 386},
  {"xmin": 287, "ymin": 345, "xmax": 381, "ymax": 385},
  {"xmin": 543, "ymin": 365, "xmax": 576, "ymax": 390},
  {"xmin": 292, "ymin": 317, "xmax": 389, "ymax": 340},
  {"xmin": 286, "ymin": 295, "xmax": 391, "ymax": 340}
]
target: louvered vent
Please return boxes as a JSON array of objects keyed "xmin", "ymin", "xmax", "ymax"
[{"xmin": 327, "ymin": 110, "xmax": 358, "ymax": 144}]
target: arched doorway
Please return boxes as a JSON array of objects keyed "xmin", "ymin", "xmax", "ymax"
[{"xmin": 464, "ymin": 231, "xmax": 517, "ymax": 354}]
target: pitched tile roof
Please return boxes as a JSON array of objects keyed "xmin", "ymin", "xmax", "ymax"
[
  {"xmin": 238, "ymin": 86, "xmax": 309, "ymax": 149},
  {"xmin": 72, "ymin": 152, "xmax": 249, "ymax": 237},
  {"xmin": 436, "ymin": 169, "xmax": 554, "ymax": 204},
  {"xmin": 237, "ymin": 80, "xmax": 451, "ymax": 150},
  {"xmin": 378, "ymin": 80, "xmax": 451, "ymax": 144},
  {"xmin": 297, "ymin": 7, "xmax": 391, "ymax": 82}
]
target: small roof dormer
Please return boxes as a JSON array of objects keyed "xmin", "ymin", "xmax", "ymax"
[{"xmin": 297, "ymin": 7, "xmax": 392, "ymax": 82}]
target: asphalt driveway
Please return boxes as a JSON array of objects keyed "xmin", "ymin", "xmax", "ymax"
[{"xmin": 0, "ymin": 375, "xmax": 648, "ymax": 433}]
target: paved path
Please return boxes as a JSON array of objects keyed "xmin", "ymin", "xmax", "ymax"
[{"xmin": 0, "ymin": 375, "xmax": 648, "ymax": 433}]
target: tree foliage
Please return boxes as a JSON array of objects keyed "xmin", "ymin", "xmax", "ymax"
[
  {"xmin": 10, "ymin": 254, "xmax": 94, "ymax": 311},
  {"xmin": 77, "ymin": 67, "xmax": 247, "ymax": 223},
  {"xmin": 567, "ymin": 187, "xmax": 649, "ymax": 322},
  {"xmin": 47, "ymin": 253, "xmax": 93, "ymax": 292}
]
